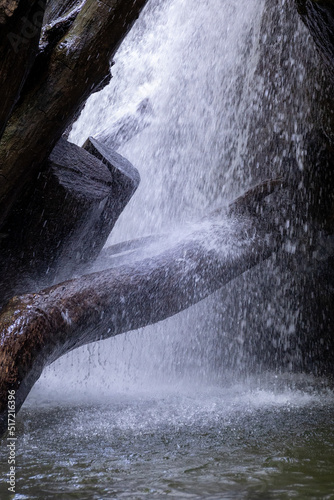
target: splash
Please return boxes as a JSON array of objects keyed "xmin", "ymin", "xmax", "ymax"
[{"xmin": 38, "ymin": 0, "xmax": 318, "ymax": 392}]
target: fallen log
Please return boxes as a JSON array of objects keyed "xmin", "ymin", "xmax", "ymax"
[
  {"xmin": 88, "ymin": 234, "xmax": 166, "ymax": 271},
  {"xmin": 0, "ymin": 180, "xmax": 284, "ymax": 436}
]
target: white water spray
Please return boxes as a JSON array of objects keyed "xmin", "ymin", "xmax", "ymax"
[
  {"xmin": 71, "ymin": 0, "xmax": 265, "ymax": 234},
  {"xmin": 10, "ymin": 4, "xmax": 334, "ymax": 498},
  {"xmin": 38, "ymin": 0, "xmax": 272, "ymax": 394}
]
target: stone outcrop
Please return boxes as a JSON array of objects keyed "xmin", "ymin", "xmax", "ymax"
[
  {"xmin": 0, "ymin": 0, "xmax": 149, "ymax": 230},
  {"xmin": 0, "ymin": 138, "xmax": 140, "ymax": 308}
]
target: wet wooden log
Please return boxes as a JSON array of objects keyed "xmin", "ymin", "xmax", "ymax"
[
  {"xmin": 0, "ymin": 0, "xmax": 149, "ymax": 230},
  {"xmin": 0, "ymin": 137, "xmax": 139, "ymax": 308},
  {"xmin": 51, "ymin": 137, "xmax": 140, "ymax": 270},
  {"xmin": 0, "ymin": 180, "xmax": 284, "ymax": 436}
]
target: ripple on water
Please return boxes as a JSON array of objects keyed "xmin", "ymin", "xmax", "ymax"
[{"xmin": 1, "ymin": 377, "xmax": 334, "ymax": 499}]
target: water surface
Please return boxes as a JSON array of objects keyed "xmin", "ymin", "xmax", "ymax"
[{"xmin": 1, "ymin": 376, "xmax": 334, "ymax": 499}]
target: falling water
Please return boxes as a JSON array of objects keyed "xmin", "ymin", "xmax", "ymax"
[
  {"xmin": 31, "ymin": 0, "xmax": 332, "ymax": 405},
  {"xmin": 3, "ymin": 1, "xmax": 334, "ymax": 498},
  {"xmin": 40, "ymin": 0, "xmax": 269, "ymax": 392}
]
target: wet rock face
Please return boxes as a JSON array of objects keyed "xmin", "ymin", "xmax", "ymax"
[
  {"xmin": 0, "ymin": 0, "xmax": 19, "ymax": 24},
  {"xmin": 296, "ymin": 0, "xmax": 334, "ymax": 74},
  {"xmin": 208, "ymin": 0, "xmax": 334, "ymax": 376},
  {"xmin": 0, "ymin": 138, "xmax": 140, "ymax": 310},
  {"xmin": 0, "ymin": 1, "xmax": 47, "ymax": 141},
  {"xmin": 43, "ymin": 0, "xmax": 81, "ymax": 25}
]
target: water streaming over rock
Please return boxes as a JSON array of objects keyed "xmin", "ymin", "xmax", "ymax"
[
  {"xmin": 39, "ymin": 0, "xmax": 270, "ymax": 393},
  {"xmin": 29, "ymin": 0, "xmax": 333, "ymax": 394},
  {"xmin": 3, "ymin": 2, "xmax": 334, "ymax": 498}
]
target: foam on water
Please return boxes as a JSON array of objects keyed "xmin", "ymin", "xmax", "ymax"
[{"xmin": 16, "ymin": 372, "xmax": 334, "ymax": 498}]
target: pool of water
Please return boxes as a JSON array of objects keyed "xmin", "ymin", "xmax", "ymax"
[{"xmin": 1, "ymin": 376, "xmax": 334, "ymax": 499}]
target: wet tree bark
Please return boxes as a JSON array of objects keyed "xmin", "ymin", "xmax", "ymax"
[{"xmin": 0, "ymin": 0, "xmax": 46, "ymax": 138}]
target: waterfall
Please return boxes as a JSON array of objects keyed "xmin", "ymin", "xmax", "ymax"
[
  {"xmin": 34, "ymin": 0, "xmax": 319, "ymax": 397},
  {"xmin": 71, "ymin": 0, "xmax": 266, "ymax": 229},
  {"xmin": 9, "ymin": 4, "xmax": 334, "ymax": 498}
]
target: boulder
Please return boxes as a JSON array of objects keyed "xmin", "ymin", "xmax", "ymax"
[{"xmin": 0, "ymin": 138, "xmax": 140, "ymax": 308}]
